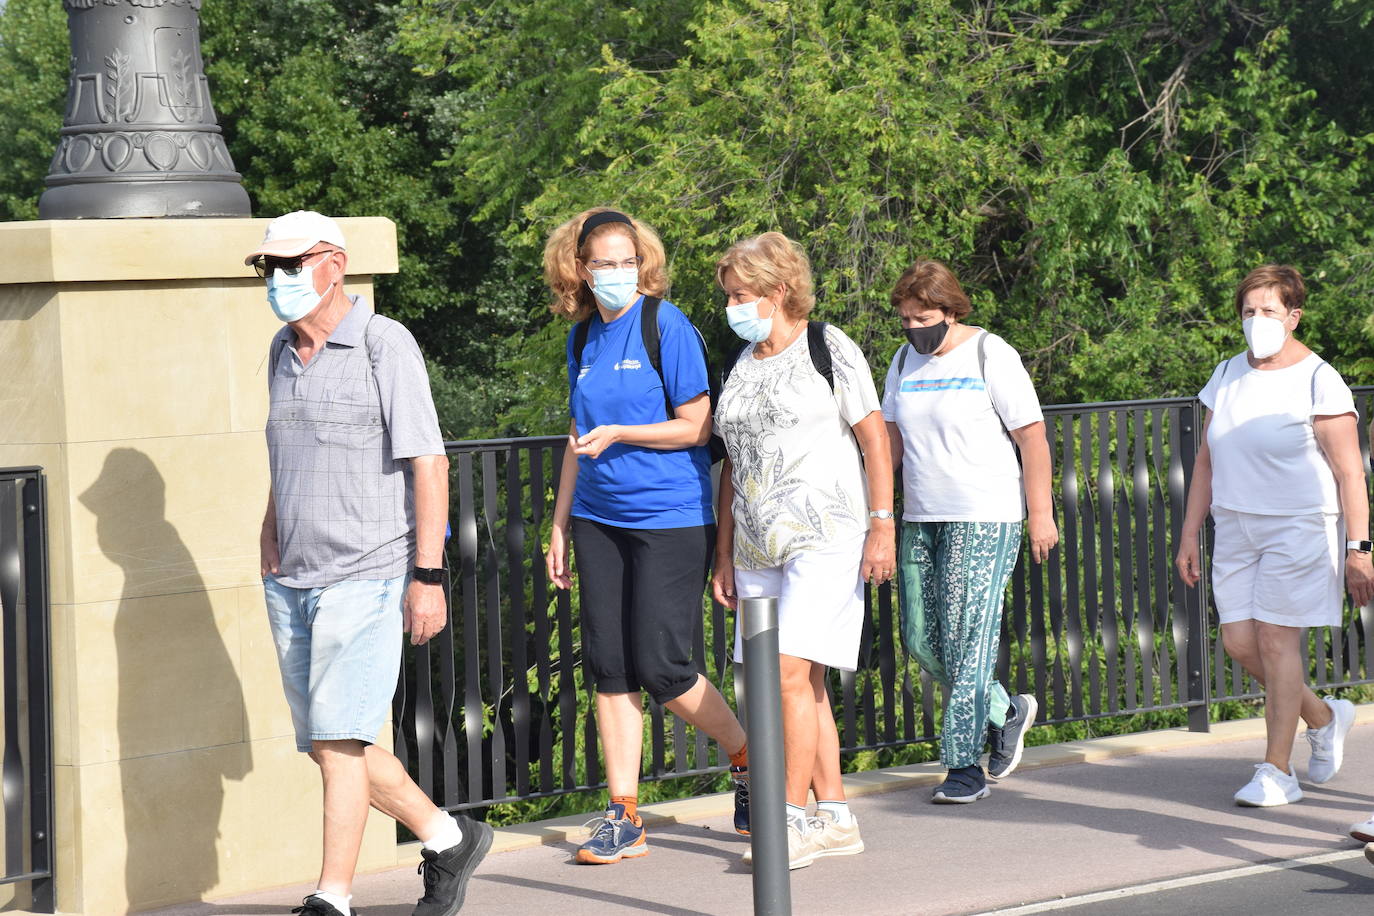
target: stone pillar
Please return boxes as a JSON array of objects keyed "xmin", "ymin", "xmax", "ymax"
[{"xmin": 0, "ymin": 218, "xmax": 401, "ymax": 914}]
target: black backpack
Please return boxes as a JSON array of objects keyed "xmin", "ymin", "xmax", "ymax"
[
  {"xmin": 572, "ymin": 295, "xmax": 721, "ymax": 434},
  {"xmin": 721, "ymin": 320, "xmax": 834, "ymax": 389},
  {"xmin": 711, "ymin": 321, "xmax": 836, "ymax": 464}
]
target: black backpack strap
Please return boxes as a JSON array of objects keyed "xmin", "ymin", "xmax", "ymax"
[
  {"xmin": 807, "ymin": 320, "xmax": 834, "ymax": 391},
  {"xmin": 721, "ymin": 340, "xmax": 749, "ymax": 387},
  {"xmin": 897, "ymin": 343, "xmax": 911, "ymax": 375},
  {"xmin": 636, "ymin": 296, "xmax": 674, "ymax": 418},
  {"xmin": 572, "ymin": 316, "xmax": 592, "ymax": 366}
]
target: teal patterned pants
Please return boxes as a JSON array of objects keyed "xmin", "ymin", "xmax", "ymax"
[{"xmin": 898, "ymin": 521, "xmax": 1023, "ymax": 769}]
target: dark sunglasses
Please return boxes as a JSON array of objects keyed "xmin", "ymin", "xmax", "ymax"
[{"xmin": 251, "ymin": 250, "xmax": 330, "ymax": 279}]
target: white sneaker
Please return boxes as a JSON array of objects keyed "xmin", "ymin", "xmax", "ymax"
[
  {"xmin": 1305, "ymin": 697, "xmax": 1355, "ymax": 784},
  {"xmin": 741, "ymin": 820, "xmax": 817, "ymax": 869},
  {"xmin": 1348, "ymin": 812, "xmax": 1374, "ymax": 843},
  {"xmin": 1234, "ymin": 762, "xmax": 1302, "ymax": 807},
  {"xmin": 805, "ymin": 810, "xmax": 865, "ymax": 858}
]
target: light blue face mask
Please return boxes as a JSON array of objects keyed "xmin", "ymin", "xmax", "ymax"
[
  {"xmin": 726, "ymin": 298, "xmax": 775, "ymax": 343},
  {"xmin": 588, "ymin": 267, "xmax": 640, "ymax": 311},
  {"xmin": 266, "ymin": 263, "xmax": 329, "ymax": 323}
]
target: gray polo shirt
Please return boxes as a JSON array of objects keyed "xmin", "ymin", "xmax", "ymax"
[{"xmin": 265, "ymin": 294, "xmax": 444, "ymax": 588}]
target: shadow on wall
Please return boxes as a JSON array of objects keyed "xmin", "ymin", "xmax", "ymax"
[{"xmin": 79, "ymin": 448, "xmax": 251, "ymax": 909}]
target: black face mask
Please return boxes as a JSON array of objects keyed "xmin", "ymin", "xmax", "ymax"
[{"xmin": 904, "ymin": 321, "xmax": 949, "ymax": 355}]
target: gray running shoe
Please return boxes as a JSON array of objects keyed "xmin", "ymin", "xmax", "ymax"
[{"xmin": 987, "ymin": 694, "xmax": 1037, "ymax": 779}]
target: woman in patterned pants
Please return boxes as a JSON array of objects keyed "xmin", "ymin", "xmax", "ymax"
[{"xmin": 880, "ymin": 260, "xmax": 1058, "ymax": 803}]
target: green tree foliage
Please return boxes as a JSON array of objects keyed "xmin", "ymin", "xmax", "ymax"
[
  {"xmin": 4, "ymin": 0, "xmax": 1374, "ymax": 436},
  {"xmin": 0, "ymin": 0, "xmax": 518, "ymax": 438},
  {"xmin": 404, "ymin": 0, "xmax": 1374, "ymax": 432},
  {"xmin": 0, "ymin": 0, "xmax": 67, "ymax": 221}
]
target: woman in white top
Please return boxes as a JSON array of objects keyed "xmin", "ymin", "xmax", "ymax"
[
  {"xmin": 1177, "ymin": 264, "xmax": 1373, "ymax": 808},
  {"xmin": 881, "ymin": 259, "xmax": 1058, "ymax": 803},
  {"xmin": 710, "ymin": 232, "xmax": 894, "ymax": 869}
]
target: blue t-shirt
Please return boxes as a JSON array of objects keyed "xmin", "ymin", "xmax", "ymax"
[{"xmin": 566, "ymin": 297, "xmax": 714, "ymax": 529}]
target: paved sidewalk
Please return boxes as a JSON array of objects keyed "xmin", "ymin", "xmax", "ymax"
[{"xmin": 151, "ymin": 712, "xmax": 1374, "ymax": 915}]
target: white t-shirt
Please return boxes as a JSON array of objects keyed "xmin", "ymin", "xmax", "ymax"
[
  {"xmin": 716, "ymin": 324, "xmax": 882, "ymax": 570},
  {"xmin": 1200, "ymin": 352, "xmax": 1356, "ymax": 515},
  {"xmin": 880, "ymin": 330, "xmax": 1043, "ymax": 522}
]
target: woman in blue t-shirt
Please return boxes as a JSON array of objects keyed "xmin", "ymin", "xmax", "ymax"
[{"xmin": 543, "ymin": 208, "xmax": 750, "ymax": 865}]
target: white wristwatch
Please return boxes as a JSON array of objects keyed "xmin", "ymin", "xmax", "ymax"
[
  {"xmin": 1346, "ymin": 539, "xmax": 1372, "ymax": 554},
  {"xmin": 869, "ymin": 510, "xmax": 894, "ymax": 520}
]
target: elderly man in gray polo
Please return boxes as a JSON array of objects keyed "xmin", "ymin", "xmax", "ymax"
[{"xmin": 250, "ymin": 211, "xmax": 490, "ymax": 916}]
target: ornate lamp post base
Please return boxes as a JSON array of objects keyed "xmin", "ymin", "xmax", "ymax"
[{"xmin": 38, "ymin": 0, "xmax": 250, "ymax": 219}]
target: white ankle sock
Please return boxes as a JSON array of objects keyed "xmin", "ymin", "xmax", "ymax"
[
  {"xmin": 421, "ymin": 811, "xmax": 464, "ymax": 853},
  {"xmin": 786, "ymin": 803, "xmax": 809, "ymax": 833},
  {"xmin": 816, "ymin": 800, "xmax": 853, "ymax": 827},
  {"xmin": 311, "ymin": 890, "xmax": 351, "ymax": 915}
]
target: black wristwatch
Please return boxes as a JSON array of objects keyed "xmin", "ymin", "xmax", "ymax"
[{"xmin": 412, "ymin": 566, "xmax": 445, "ymax": 585}]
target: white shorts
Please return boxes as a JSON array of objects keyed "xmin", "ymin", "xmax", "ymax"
[
  {"xmin": 1211, "ymin": 507, "xmax": 1343, "ymax": 628},
  {"xmin": 732, "ymin": 531, "xmax": 866, "ymax": 671}
]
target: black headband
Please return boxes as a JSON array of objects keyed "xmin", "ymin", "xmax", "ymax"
[{"xmin": 577, "ymin": 210, "xmax": 633, "ymax": 250}]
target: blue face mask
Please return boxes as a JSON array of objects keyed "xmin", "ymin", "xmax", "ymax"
[
  {"xmin": 726, "ymin": 299, "xmax": 775, "ymax": 343},
  {"xmin": 266, "ymin": 263, "xmax": 329, "ymax": 323},
  {"xmin": 588, "ymin": 267, "xmax": 640, "ymax": 311}
]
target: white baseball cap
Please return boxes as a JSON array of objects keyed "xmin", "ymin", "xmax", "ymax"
[{"xmin": 243, "ymin": 210, "xmax": 347, "ymax": 265}]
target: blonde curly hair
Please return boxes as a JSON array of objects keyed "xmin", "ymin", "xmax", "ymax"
[
  {"xmin": 543, "ymin": 208, "xmax": 670, "ymax": 321},
  {"xmin": 714, "ymin": 232, "xmax": 815, "ymax": 320}
]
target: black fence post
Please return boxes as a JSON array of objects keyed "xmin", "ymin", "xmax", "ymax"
[{"xmin": 1177, "ymin": 402, "xmax": 1212, "ymax": 732}]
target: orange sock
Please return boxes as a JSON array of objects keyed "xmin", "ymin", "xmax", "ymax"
[
  {"xmin": 610, "ymin": 795, "xmax": 638, "ymax": 820},
  {"xmin": 729, "ymin": 743, "xmax": 749, "ymax": 770}
]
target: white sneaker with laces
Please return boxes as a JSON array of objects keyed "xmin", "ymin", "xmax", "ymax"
[
  {"xmin": 1305, "ymin": 696, "xmax": 1355, "ymax": 784},
  {"xmin": 1348, "ymin": 812, "xmax": 1374, "ymax": 843},
  {"xmin": 805, "ymin": 810, "xmax": 865, "ymax": 858},
  {"xmin": 1234, "ymin": 762, "xmax": 1302, "ymax": 807},
  {"xmin": 741, "ymin": 819, "xmax": 817, "ymax": 869}
]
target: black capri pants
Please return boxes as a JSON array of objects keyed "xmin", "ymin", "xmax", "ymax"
[{"xmin": 571, "ymin": 518, "xmax": 715, "ymax": 705}]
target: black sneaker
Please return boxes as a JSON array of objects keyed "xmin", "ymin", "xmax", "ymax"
[
  {"xmin": 932, "ymin": 765, "xmax": 990, "ymax": 804},
  {"xmin": 731, "ymin": 765, "xmax": 750, "ymax": 835},
  {"xmin": 987, "ymin": 694, "xmax": 1037, "ymax": 780},
  {"xmin": 412, "ymin": 814, "xmax": 494, "ymax": 916},
  {"xmin": 292, "ymin": 896, "xmax": 347, "ymax": 916}
]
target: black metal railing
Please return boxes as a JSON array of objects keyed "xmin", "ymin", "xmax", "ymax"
[
  {"xmin": 0, "ymin": 469, "xmax": 55, "ymax": 912},
  {"xmin": 395, "ymin": 392, "xmax": 1374, "ymax": 813}
]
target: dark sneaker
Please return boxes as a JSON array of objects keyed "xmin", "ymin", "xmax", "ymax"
[
  {"xmin": 731, "ymin": 765, "xmax": 751, "ymax": 835},
  {"xmin": 292, "ymin": 896, "xmax": 347, "ymax": 916},
  {"xmin": 932, "ymin": 765, "xmax": 990, "ymax": 804},
  {"xmin": 987, "ymin": 694, "xmax": 1038, "ymax": 780},
  {"xmin": 574, "ymin": 802, "xmax": 648, "ymax": 864},
  {"xmin": 412, "ymin": 814, "xmax": 493, "ymax": 916}
]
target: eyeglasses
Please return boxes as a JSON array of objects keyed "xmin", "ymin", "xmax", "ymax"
[
  {"xmin": 251, "ymin": 250, "xmax": 331, "ymax": 279},
  {"xmin": 584, "ymin": 256, "xmax": 643, "ymax": 272}
]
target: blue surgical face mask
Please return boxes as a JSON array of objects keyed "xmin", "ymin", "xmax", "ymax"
[
  {"xmin": 726, "ymin": 298, "xmax": 775, "ymax": 343},
  {"xmin": 588, "ymin": 267, "xmax": 640, "ymax": 311},
  {"xmin": 266, "ymin": 263, "xmax": 330, "ymax": 322}
]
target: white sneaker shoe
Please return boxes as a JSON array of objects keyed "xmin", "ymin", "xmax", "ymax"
[
  {"xmin": 805, "ymin": 810, "xmax": 865, "ymax": 858},
  {"xmin": 1305, "ymin": 697, "xmax": 1355, "ymax": 784},
  {"xmin": 1234, "ymin": 762, "xmax": 1302, "ymax": 807},
  {"xmin": 741, "ymin": 820, "xmax": 817, "ymax": 869},
  {"xmin": 1348, "ymin": 812, "xmax": 1374, "ymax": 843}
]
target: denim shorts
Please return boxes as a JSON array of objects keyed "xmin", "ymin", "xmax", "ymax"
[{"xmin": 263, "ymin": 573, "xmax": 405, "ymax": 752}]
